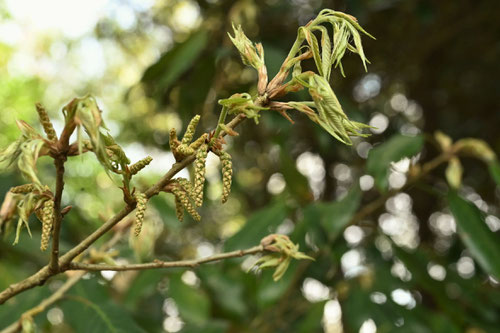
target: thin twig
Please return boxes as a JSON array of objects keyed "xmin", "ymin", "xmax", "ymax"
[
  {"xmin": 66, "ymin": 245, "xmax": 264, "ymax": 271},
  {"xmin": 0, "ymin": 272, "xmax": 86, "ymax": 333}
]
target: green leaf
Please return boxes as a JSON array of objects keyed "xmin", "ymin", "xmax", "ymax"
[
  {"xmin": 367, "ymin": 134, "xmax": 424, "ymax": 191},
  {"xmin": 124, "ymin": 270, "xmax": 165, "ymax": 307},
  {"xmin": 198, "ymin": 266, "xmax": 248, "ymax": 319},
  {"xmin": 295, "ymin": 301, "xmax": 326, "ymax": 333},
  {"xmin": 181, "ymin": 321, "xmax": 229, "ymax": 333},
  {"xmin": 141, "ymin": 30, "xmax": 208, "ymax": 97},
  {"xmin": 279, "ymin": 151, "xmax": 312, "ymax": 203},
  {"xmin": 448, "ymin": 191, "xmax": 500, "ymax": 280},
  {"xmin": 488, "ymin": 160, "xmax": 500, "ymax": 186},
  {"xmin": 299, "ymin": 185, "xmax": 361, "ymax": 245},
  {"xmin": 62, "ymin": 299, "xmax": 146, "ymax": 333},
  {"xmin": 224, "ymin": 202, "xmax": 287, "ymax": 252},
  {"xmin": 320, "ymin": 185, "xmax": 362, "ymax": 240},
  {"xmin": 168, "ymin": 273, "xmax": 211, "ymax": 325}
]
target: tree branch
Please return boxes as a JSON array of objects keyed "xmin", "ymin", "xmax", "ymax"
[{"xmin": 66, "ymin": 245, "xmax": 264, "ymax": 271}]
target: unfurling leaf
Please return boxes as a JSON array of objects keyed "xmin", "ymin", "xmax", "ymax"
[
  {"xmin": 218, "ymin": 93, "xmax": 268, "ymax": 124},
  {"xmin": 252, "ymin": 234, "xmax": 313, "ymax": 281},
  {"xmin": 283, "ymin": 74, "xmax": 371, "ymax": 144},
  {"xmin": 64, "ymin": 96, "xmax": 129, "ymax": 173},
  {"xmin": 455, "ymin": 138, "xmax": 496, "ymax": 163},
  {"xmin": 434, "ymin": 131, "xmax": 453, "ymax": 152},
  {"xmin": 228, "ymin": 24, "xmax": 265, "ymax": 70}
]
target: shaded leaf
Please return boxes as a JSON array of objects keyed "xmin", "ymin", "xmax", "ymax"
[
  {"xmin": 295, "ymin": 301, "xmax": 326, "ymax": 333},
  {"xmin": 62, "ymin": 299, "xmax": 147, "ymax": 333},
  {"xmin": 488, "ymin": 160, "xmax": 500, "ymax": 186},
  {"xmin": 169, "ymin": 273, "xmax": 211, "ymax": 325},
  {"xmin": 224, "ymin": 202, "xmax": 287, "ymax": 251},
  {"xmin": 142, "ymin": 30, "xmax": 208, "ymax": 97},
  {"xmin": 448, "ymin": 191, "xmax": 500, "ymax": 280}
]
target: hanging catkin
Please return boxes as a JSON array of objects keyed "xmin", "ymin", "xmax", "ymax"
[
  {"xmin": 40, "ymin": 199, "xmax": 54, "ymax": 251},
  {"xmin": 172, "ymin": 185, "xmax": 200, "ymax": 222},
  {"xmin": 219, "ymin": 151, "xmax": 233, "ymax": 203},
  {"xmin": 193, "ymin": 144, "xmax": 208, "ymax": 207},
  {"xmin": 133, "ymin": 192, "xmax": 147, "ymax": 236}
]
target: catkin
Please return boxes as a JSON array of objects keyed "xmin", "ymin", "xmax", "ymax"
[
  {"xmin": 10, "ymin": 183, "xmax": 34, "ymax": 194},
  {"xmin": 193, "ymin": 144, "xmax": 208, "ymax": 207},
  {"xmin": 175, "ymin": 196, "xmax": 184, "ymax": 222},
  {"xmin": 134, "ymin": 192, "xmax": 147, "ymax": 236},
  {"xmin": 176, "ymin": 144, "xmax": 194, "ymax": 157},
  {"xmin": 40, "ymin": 200, "xmax": 54, "ymax": 251},
  {"xmin": 130, "ymin": 156, "xmax": 153, "ymax": 175},
  {"xmin": 35, "ymin": 103, "xmax": 57, "ymax": 141},
  {"xmin": 181, "ymin": 115, "xmax": 200, "ymax": 145},
  {"xmin": 169, "ymin": 128, "xmax": 180, "ymax": 151},
  {"xmin": 189, "ymin": 133, "xmax": 208, "ymax": 151},
  {"xmin": 219, "ymin": 151, "xmax": 233, "ymax": 203},
  {"xmin": 177, "ymin": 178, "xmax": 194, "ymax": 197},
  {"xmin": 172, "ymin": 186, "xmax": 200, "ymax": 222}
]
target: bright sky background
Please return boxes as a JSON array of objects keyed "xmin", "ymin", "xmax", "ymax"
[{"xmin": 3, "ymin": 0, "xmax": 155, "ymax": 39}]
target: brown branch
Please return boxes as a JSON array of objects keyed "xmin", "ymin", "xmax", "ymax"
[{"xmin": 66, "ymin": 245, "xmax": 264, "ymax": 271}]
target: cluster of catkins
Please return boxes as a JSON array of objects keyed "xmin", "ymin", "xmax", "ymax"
[{"xmin": 169, "ymin": 115, "xmax": 233, "ymax": 222}]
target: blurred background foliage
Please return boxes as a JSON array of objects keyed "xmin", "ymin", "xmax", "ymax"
[{"xmin": 1, "ymin": 0, "xmax": 500, "ymax": 332}]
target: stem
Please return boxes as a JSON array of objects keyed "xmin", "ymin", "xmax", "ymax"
[
  {"xmin": 49, "ymin": 157, "xmax": 66, "ymax": 273},
  {"xmin": 213, "ymin": 106, "xmax": 229, "ymax": 139}
]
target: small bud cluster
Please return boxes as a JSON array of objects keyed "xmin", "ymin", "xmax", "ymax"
[
  {"xmin": 219, "ymin": 151, "xmax": 233, "ymax": 203},
  {"xmin": 134, "ymin": 192, "xmax": 147, "ymax": 236},
  {"xmin": 193, "ymin": 144, "xmax": 208, "ymax": 207},
  {"xmin": 252, "ymin": 234, "xmax": 313, "ymax": 281},
  {"xmin": 10, "ymin": 183, "xmax": 35, "ymax": 194},
  {"xmin": 172, "ymin": 179, "xmax": 200, "ymax": 222},
  {"xmin": 35, "ymin": 103, "xmax": 57, "ymax": 141},
  {"xmin": 129, "ymin": 156, "xmax": 153, "ymax": 175},
  {"xmin": 40, "ymin": 199, "xmax": 54, "ymax": 251}
]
